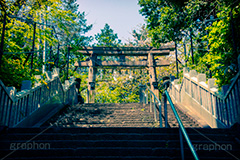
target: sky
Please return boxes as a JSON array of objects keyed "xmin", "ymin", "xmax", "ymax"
[{"xmin": 76, "ymin": 0, "xmax": 146, "ymax": 44}]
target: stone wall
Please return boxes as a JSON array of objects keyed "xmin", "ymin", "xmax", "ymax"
[
  {"xmin": 0, "ymin": 68, "xmax": 78, "ymax": 127},
  {"xmin": 169, "ymin": 66, "xmax": 240, "ymax": 128}
]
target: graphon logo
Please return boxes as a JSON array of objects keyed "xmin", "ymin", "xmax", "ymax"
[
  {"xmin": 193, "ymin": 143, "xmax": 232, "ymax": 151},
  {"xmin": 10, "ymin": 141, "xmax": 51, "ymax": 150}
]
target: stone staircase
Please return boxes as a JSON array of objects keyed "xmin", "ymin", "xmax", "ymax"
[
  {"xmin": 0, "ymin": 127, "xmax": 239, "ymax": 159},
  {"xmin": 0, "ymin": 103, "xmax": 239, "ymax": 159},
  {"xmin": 42, "ymin": 103, "xmax": 202, "ymax": 128}
]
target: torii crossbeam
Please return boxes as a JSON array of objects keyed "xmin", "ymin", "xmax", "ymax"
[{"xmin": 75, "ymin": 46, "xmax": 174, "ymax": 103}]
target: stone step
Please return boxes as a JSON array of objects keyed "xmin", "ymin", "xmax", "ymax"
[
  {"xmin": 1, "ymin": 127, "xmax": 239, "ymax": 160},
  {"xmin": 1, "ymin": 147, "xmax": 239, "ymax": 159},
  {"xmin": 78, "ymin": 105, "xmax": 151, "ymax": 109},
  {"xmin": 69, "ymin": 120, "xmax": 158, "ymax": 123},
  {"xmin": 1, "ymin": 139, "xmax": 238, "ymax": 149},
  {"xmin": 0, "ymin": 156, "xmax": 184, "ymax": 160},
  {"xmin": 0, "ymin": 148, "xmax": 179, "ymax": 158},
  {"xmin": 60, "ymin": 123, "xmax": 159, "ymax": 128},
  {"xmin": 44, "ymin": 102, "xmax": 203, "ymax": 128},
  {"xmin": 0, "ymin": 132, "xmax": 237, "ymax": 142},
  {"xmin": 1, "ymin": 156, "xmax": 239, "ymax": 160},
  {"xmin": 2, "ymin": 127, "xmax": 239, "ymax": 134}
]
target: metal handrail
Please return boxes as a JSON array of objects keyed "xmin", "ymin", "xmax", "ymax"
[
  {"xmin": 143, "ymin": 85, "xmax": 163, "ymax": 127},
  {"xmin": 164, "ymin": 90, "xmax": 199, "ymax": 160}
]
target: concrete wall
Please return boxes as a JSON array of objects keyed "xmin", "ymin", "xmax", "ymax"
[
  {"xmin": 15, "ymin": 75, "xmax": 78, "ymax": 127},
  {"xmin": 16, "ymin": 94, "xmax": 65, "ymax": 127},
  {"xmin": 169, "ymin": 67, "xmax": 240, "ymax": 128},
  {"xmin": 0, "ymin": 68, "xmax": 78, "ymax": 127}
]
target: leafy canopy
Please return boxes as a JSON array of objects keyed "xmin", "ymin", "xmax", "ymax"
[
  {"xmin": 0, "ymin": 0, "xmax": 92, "ymax": 90},
  {"xmin": 94, "ymin": 23, "xmax": 121, "ymax": 47},
  {"xmin": 138, "ymin": 0, "xmax": 240, "ymax": 87}
]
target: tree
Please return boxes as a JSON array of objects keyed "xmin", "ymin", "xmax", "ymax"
[
  {"xmin": 195, "ymin": 1, "xmax": 240, "ymax": 86},
  {"xmin": 54, "ymin": 0, "xmax": 93, "ymax": 81},
  {"xmin": 138, "ymin": 0, "xmax": 188, "ymax": 47},
  {"xmin": 58, "ymin": 0, "xmax": 92, "ymax": 49},
  {"xmin": 126, "ymin": 24, "xmax": 151, "ymax": 47},
  {"xmin": 95, "ymin": 73, "xmax": 146, "ymax": 103},
  {"xmin": 0, "ymin": 0, "xmax": 92, "ymax": 90},
  {"xmin": 92, "ymin": 24, "xmax": 150, "ymax": 103},
  {"xmin": 94, "ymin": 23, "xmax": 121, "ymax": 47},
  {"xmin": 138, "ymin": 0, "xmax": 240, "ymax": 87}
]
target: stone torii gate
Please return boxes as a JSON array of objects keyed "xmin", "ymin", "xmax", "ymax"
[{"xmin": 74, "ymin": 46, "xmax": 174, "ymax": 103}]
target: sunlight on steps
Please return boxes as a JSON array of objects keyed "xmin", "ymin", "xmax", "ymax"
[{"xmin": 42, "ymin": 103, "xmax": 202, "ymax": 128}]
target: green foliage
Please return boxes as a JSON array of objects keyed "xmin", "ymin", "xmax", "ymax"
[
  {"xmin": 0, "ymin": 55, "xmax": 41, "ymax": 90},
  {"xmin": 88, "ymin": 23, "xmax": 155, "ymax": 103},
  {"xmin": 95, "ymin": 69, "xmax": 149, "ymax": 103},
  {"xmin": 138, "ymin": 0, "xmax": 240, "ymax": 87},
  {"xmin": 138, "ymin": 0, "xmax": 187, "ymax": 47},
  {"xmin": 0, "ymin": 0, "xmax": 92, "ymax": 90},
  {"xmin": 94, "ymin": 23, "xmax": 121, "ymax": 47},
  {"xmin": 196, "ymin": 3, "xmax": 240, "ymax": 87},
  {"xmin": 126, "ymin": 24, "xmax": 151, "ymax": 47},
  {"xmin": 58, "ymin": 0, "xmax": 93, "ymax": 48}
]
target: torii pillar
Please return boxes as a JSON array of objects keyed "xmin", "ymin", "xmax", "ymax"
[
  {"xmin": 87, "ymin": 53, "xmax": 97, "ymax": 103},
  {"xmin": 148, "ymin": 52, "xmax": 159, "ymax": 99}
]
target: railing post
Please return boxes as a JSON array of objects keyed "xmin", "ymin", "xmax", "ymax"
[
  {"xmin": 159, "ymin": 101, "xmax": 162, "ymax": 128},
  {"xmin": 175, "ymin": 41, "xmax": 179, "ymax": 78},
  {"xmin": 179, "ymin": 129, "xmax": 185, "ymax": 160},
  {"xmin": 25, "ymin": 94, "xmax": 30, "ymax": 117},
  {"xmin": 75, "ymin": 78, "xmax": 81, "ymax": 103},
  {"xmin": 153, "ymin": 98, "xmax": 157, "ymax": 122},
  {"xmin": 9, "ymin": 101, "xmax": 15, "ymax": 127},
  {"xmin": 163, "ymin": 93, "xmax": 168, "ymax": 128},
  {"xmin": 139, "ymin": 84, "xmax": 146, "ymax": 103},
  {"xmin": 150, "ymin": 93, "xmax": 152, "ymax": 112},
  {"xmin": 145, "ymin": 91, "xmax": 148, "ymax": 104},
  {"xmin": 86, "ymin": 89, "xmax": 89, "ymax": 103}
]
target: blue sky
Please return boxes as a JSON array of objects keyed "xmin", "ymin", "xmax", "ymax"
[{"xmin": 76, "ymin": 0, "xmax": 145, "ymax": 43}]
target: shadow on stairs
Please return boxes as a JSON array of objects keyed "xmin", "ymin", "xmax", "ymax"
[{"xmin": 0, "ymin": 103, "xmax": 239, "ymax": 160}]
